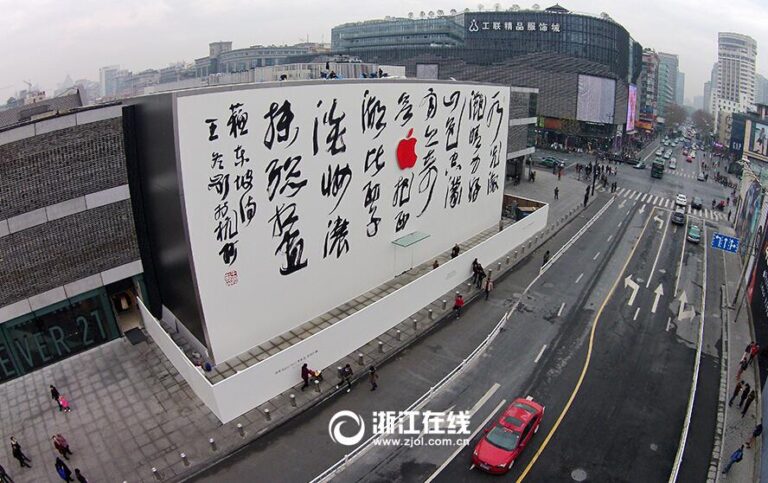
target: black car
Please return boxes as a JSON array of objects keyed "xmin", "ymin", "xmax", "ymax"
[
  {"xmin": 671, "ymin": 210, "xmax": 686, "ymax": 225},
  {"xmin": 691, "ymin": 197, "xmax": 703, "ymax": 209}
]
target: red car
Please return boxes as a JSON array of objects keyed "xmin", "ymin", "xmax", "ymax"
[{"xmin": 472, "ymin": 397, "xmax": 544, "ymax": 474}]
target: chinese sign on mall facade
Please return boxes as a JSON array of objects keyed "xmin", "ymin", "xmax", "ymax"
[{"xmin": 468, "ymin": 18, "xmax": 561, "ymax": 33}]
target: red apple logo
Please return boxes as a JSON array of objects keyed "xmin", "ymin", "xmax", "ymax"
[{"xmin": 396, "ymin": 128, "xmax": 418, "ymax": 170}]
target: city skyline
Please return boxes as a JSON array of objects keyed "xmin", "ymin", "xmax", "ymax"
[{"xmin": 2, "ymin": 0, "xmax": 766, "ymax": 103}]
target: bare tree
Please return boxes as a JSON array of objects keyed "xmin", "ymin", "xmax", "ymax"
[
  {"xmin": 691, "ymin": 109, "xmax": 714, "ymax": 134},
  {"xmin": 665, "ymin": 103, "xmax": 687, "ymax": 128}
]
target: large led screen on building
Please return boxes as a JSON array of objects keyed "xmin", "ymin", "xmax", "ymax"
[
  {"xmin": 576, "ymin": 75, "xmax": 616, "ymax": 124},
  {"xmin": 174, "ymin": 82, "xmax": 510, "ymax": 362},
  {"xmin": 748, "ymin": 121, "xmax": 768, "ymax": 157},
  {"xmin": 626, "ymin": 84, "xmax": 637, "ymax": 133}
]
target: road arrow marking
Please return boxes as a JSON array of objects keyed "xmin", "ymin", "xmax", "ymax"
[
  {"xmin": 639, "ymin": 204, "xmax": 646, "ymax": 215},
  {"xmin": 677, "ymin": 290, "xmax": 696, "ymax": 320},
  {"xmin": 634, "ymin": 308, "xmax": 640, "ymax": 320},
  {"xmin": 651, "ymin": 284, "xmax": 664, "ymax": 313},
  {"xmin": 654, "ymin": 215, "xmax": 664, "ymax": 229},
  {"xmin": 625, "ymin": 275, "xmax": 639, "ymax": 306},
  {"xmin": 618, "ymin": 199, "xmax": 626, "ymax": 209}
]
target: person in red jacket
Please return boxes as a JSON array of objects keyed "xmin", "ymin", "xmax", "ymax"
[
  {"xmin": 749, "ymin": 343, "xmax": 761, "ymax": 366},
  {"xmin": 453, "ymin": 294, "xmax": 465, "ymax": 318}
]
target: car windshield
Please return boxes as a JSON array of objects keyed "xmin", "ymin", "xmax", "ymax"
[{"xmin": 486, "ymin": 426, "xmax": 520, "ymax": 451}]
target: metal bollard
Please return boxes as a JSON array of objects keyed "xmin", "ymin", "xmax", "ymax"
[
  {"xmin": 152, "ymin": 467, "xmax": 161, "ymax": 480},
  {"xmin": 396, "ymin": 329, "xmax": 402, "ymax": 341},
  {"xmin": 358, "ymin": 353, "xmax": 364, "ymax": 365},
  {"xmin": 428, "ymin": 309, "xmax": 434, "ymax": 320},
  {"xmin": 378, "ymin": 340, "xmax": 384, "ymax": 353},
  {"xmin": 181, "ymin": 453, "xmax": 189, "ymax": 466},
  {"xmin": 466, "ymin": 283, "xmax": 472, "ymax": 292},
  {"xmin": 209, "ymin": 438, "xmax": 217, "ymax": 452},
  {"xmin": 265, "ymin": 408, "xmax": 271, "ymax": 421},
  {"xmin": 337, "ymin": 366, "xmax": 343, "ymax": 379},
  {"xmin": 413, "ymin": 318, "xmax": 418, "ymax": 331},
  {"xmin": 497, "ymin": 262, "xmax": 502, "ymax": 271},
  {"xmin": 237, "ymin": 423, "xmax": 245, "ymax": 437},
  {"xmin": 314, "ymin": 379, "xmax": 321, "ymax": 393},
  {"xmin": 506, "ymin": 256, "xmax": 510, "ymax": 264},
  {"xmin": 442, "ymin": 299, "xmax": 447, "ymax": 310},
  {"xmin": 290, "ymin": 394, "xmax": 297, "ymax": 407}
]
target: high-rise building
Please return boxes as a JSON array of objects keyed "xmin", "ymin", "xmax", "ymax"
[
  {"xmin": 639, "ymin": 48, "xmax": 660, "ymax": 130},
  {"xmin": 693, "ymin": 95, "xmax": 703, "ymax": 110},
  {"xmin": 99, "ymin": 65, "xmax": 120, "ymax": 98},
  {"xmin": 757, "ymin": 73, "xmax": 768, "ymax": 105},
  {"xmin": 707, "ymin": 63, "xmax": 718, "ymax": 113},
  {"xmin": 657, "ymin": 52, "xmax": 679, "ymax": 119},
  {"xmin": 714, "ymin": 33, "xmax": 757, "ymax": 119},
  {"xmin": 676, "ymin": 71, "xmax": 685, "ymax": 106}
]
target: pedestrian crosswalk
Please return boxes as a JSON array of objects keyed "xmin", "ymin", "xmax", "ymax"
[
  {"xmin": 666, "ymin": 170, "xmax": 701, "ymax": 180},
  {"xmin": 610, "ymin": 187, "xmax": 725, "ymax": 221}
]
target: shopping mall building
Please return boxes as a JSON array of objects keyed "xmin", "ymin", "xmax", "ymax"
[{"xmin": 324, "ymin": 4, "xmax": 643, "ymax": 168}]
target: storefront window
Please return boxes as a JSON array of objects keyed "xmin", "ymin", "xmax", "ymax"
[{"xmin": 0, "ymin": 288, "xmax": 119, "ymax": 383}]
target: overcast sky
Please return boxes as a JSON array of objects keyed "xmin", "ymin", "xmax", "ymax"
[{"xmin": 2, "ymin": 0, "xmax": 766, "ymax": 103}]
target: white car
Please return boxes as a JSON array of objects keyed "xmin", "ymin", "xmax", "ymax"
[
  {"xmin": 691, "ymin": 152, "xmax": 696, "ymax": 159},
  {"xmin": 656, "ymin": 149, "xmax": 663, "ymax": 156},
  {"xmin": 676, "ymin": 194, "xmax": 688, "ymax": 207},
  {"xmin": 669, "ymin": 159, "xmax": 677, "ymax": 169}
]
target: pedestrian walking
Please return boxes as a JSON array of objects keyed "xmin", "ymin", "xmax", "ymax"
[
  {"xmin": 737, "ymin": 358, "xmax": 750, "ymax": 381},
  {"xmin": 729, "ymin": 380, "xmax": 745, "ymax": 407},
  {"xmin": 557, "ymin": 169, "xmax": 562, "ymax": 180},
  {"xmin": 10, "ymin": 438, "xmax": 30, "ymax": 469},
  {"xmin": 50, "ymin": 385, "xmax": 62, "ymax": 411},
  {"xmin": 583, "ymin": 192, "xmax": 589, "ymax": 208},
  {"xmin": 738, "ymin": 383, "xmax": 752, "ymax": 407},
  {"xmin": 59, "ymin": 395, "xmax": 71, "ymax": 413},
  {"xmin": 51, "ymin": 434, "xmax": 72, "ymax": 460},
  {"xmin": 74, "ymin": 469, "xmax": 87, "ymax": 483},
  {"xmin": 542, "ymin": 250, "xmax": 550, "ymax": 266},
  {"xmin": 554, "ymin": 187, "xmax": 559, "ymax": 200},
  {"xmin": 300, "ymin": 363, "xmax": 310, "ymax": 390},
  {"xmin": 432, "ymin": 259, "xmax": 440, "ymax": 270},
  {"xmin": 475, "ymin": 267, "xmax": 486, "ymax": 289},
  {"xmin": 742, "ymin": 390, "xmax": 757, "ymax": 417},
  {"xmin": 369, "ymin": 366, "xmax": 378, "ymax": 391},
  {"xmin": 484, "ymin": 277, "xmax": 494, "ymax": 300},
  {"xmin": 722, "ymin": 445, "xmax": 744, "ymax": 474},
  {"xmin": 749, "ymin": 343, "xmax": 760, "ymax": 366},
  {"xmin": 471, "ymin": 258, "xmax": 480, "ymax": 284},
  {"xmin": 451, "ymin": 243, "xmax": 460, "ymax": 259},
  {"xmin": 0, "ymin": 464, "xmax": 13, "ymax": 483},
  {"xmin": 55, "ymin": 457, "xmax": 73, "ymax": 482},
  {"xmin": 453, "ymin": 294, "xmax": 464, "ymax": 318},
  {"xmin": 338, "ymin": 363, "xmax": 353, "ymax": 393},
  {"xmin": 746, "ymin": 423, "xmax": 763, "ymax": 449},
  {"xmin": 743, "ymin": 342, "xmax": 755, "ymax": 362}
]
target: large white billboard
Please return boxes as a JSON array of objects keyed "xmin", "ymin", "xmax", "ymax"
[
  {"xmin": 576, "ymin": 75, "xmax": 616, "ymax": 124},
  {"xmin": 175, "ymin": 82, "xmax": 510, "ymax": 363}
]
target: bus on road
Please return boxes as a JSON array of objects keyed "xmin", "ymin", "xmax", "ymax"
[{"xmin": 651, "ymin": 158, "xmax": 665, "ymax": 179}]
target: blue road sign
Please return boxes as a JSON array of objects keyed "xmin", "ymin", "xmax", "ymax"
[{"xmin": 711, "ymin": 233, "xmax": 739, "ymax": 253}]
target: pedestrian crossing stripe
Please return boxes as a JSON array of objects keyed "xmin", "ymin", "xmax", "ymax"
[{"xmin": 613, "ymin": 188, "xmax": 725, "ymax": 221}]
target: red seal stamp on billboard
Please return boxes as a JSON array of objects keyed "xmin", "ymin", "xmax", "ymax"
[{"xmin": 224, "ymin": 270, "xmax": 239, "ymax": 286}]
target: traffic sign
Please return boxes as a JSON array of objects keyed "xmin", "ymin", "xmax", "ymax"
[{"xmin": 711, "ymin": 233, "xmax": 739, "ymax": 253}]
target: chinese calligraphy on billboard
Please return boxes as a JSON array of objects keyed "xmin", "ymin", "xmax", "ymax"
[{"xmin": 175, "ymin": 82, "xmax": 510, "ymax": 362}]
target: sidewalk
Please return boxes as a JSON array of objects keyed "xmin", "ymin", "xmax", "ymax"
[
  {"xmin": 717, "ymin": 233, "xmax": 762, "ymax": 482},
  {"xmin": 0, "ymin": 169, "xmax": 596, "ymax": 482}
]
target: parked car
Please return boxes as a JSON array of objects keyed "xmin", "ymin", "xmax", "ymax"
[
  {"xmin": 687, "ymin": 225, "xmax": 701, "ymax": 244},
  {"xmin": 633, "ymin": 162, "xmax": 646, "ymax": 169},
  {"xmin": 676, "ymin": 194, "xmax": 688, "ymax": 207},
  {"xmin": 671, "ymin": 210, "xmax": 686, "ymax": 225},
  {"xmin": 472, "ymin": 397, "xmax": 545, "ymax": 474},
  {"xmin": 691, "ymin": 196, "xmax": 703, "ymax": 209}
]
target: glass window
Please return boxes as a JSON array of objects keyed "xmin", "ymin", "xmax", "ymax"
[{"xmin": 486, "ymin": 427, "xmax": 520, "ymax": 451}]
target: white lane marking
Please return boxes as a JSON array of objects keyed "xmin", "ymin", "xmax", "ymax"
[
  {"xmin": 469, "ymin": 383, "xmax": 501, "ymax": 417},
  {"xmin": 534, "ymin": 344, "xmax": 547, "ymax": 363},
  {"xmin": 618, "ymin": 221, "xmax": 622, "ymax": 227},
  {"xmin": 651, "ymin": 284, "xmax": 664, "ymax": 313},
  {"xmin": 634, "ymin": 192, "xmax": 642, "ymax": 201},
  {"xmin": 618, "ymin": 187, "xmax": 627, "ymax": 195},
  {"xmin": 666, "ymin": 316, "xmax": 673, "ymax": 332},
  {"xmin": 647, "ymin": 211, "xmax": 670, "ymax": 288},
  {"xmin": 607, "ymin": 235, "xmax": 613, "ymax": 242},
  {"xmin": 651, "ymin": 195, "xmax": 658, "ymax": 205},
  {"xmin": 633, "ymin": 307, "xmax": 640, "ymax": 320},
  {"xmin": 641, "ymin": 193, "xmax": 649, "ymax": 202},
  {"xmin": 664, "ymin": 199, "xmax": 670, "ymax": 208},
  {"xmin": 557, "ymin": 302, "xmax": 565, "ymax": 317},
  {"xmin": 575, "ymin": 273, "xmax": 584, "ymax": 284},
  {"xmin": 593, "ymin": 251, "xmax": 600, "ymax": 260},
  {"xmin": 625, "ymin": 275, "xmax": 639, "ymax": 306},
  {"xmin": 425, "ymin": 399, "xmax": 507, "ymax": 483},
  {"xmin": 674, "ymin": 214, "xmax": 689, "ymax": 294}
]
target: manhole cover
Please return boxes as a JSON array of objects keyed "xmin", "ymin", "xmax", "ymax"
[
  {"xmin": 650, "ymin": 443, "xmax": 658, "ymax": 451},
  {"xmin": 571, "ymin": 469, "xmax": 588, "ymax": 481}
]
